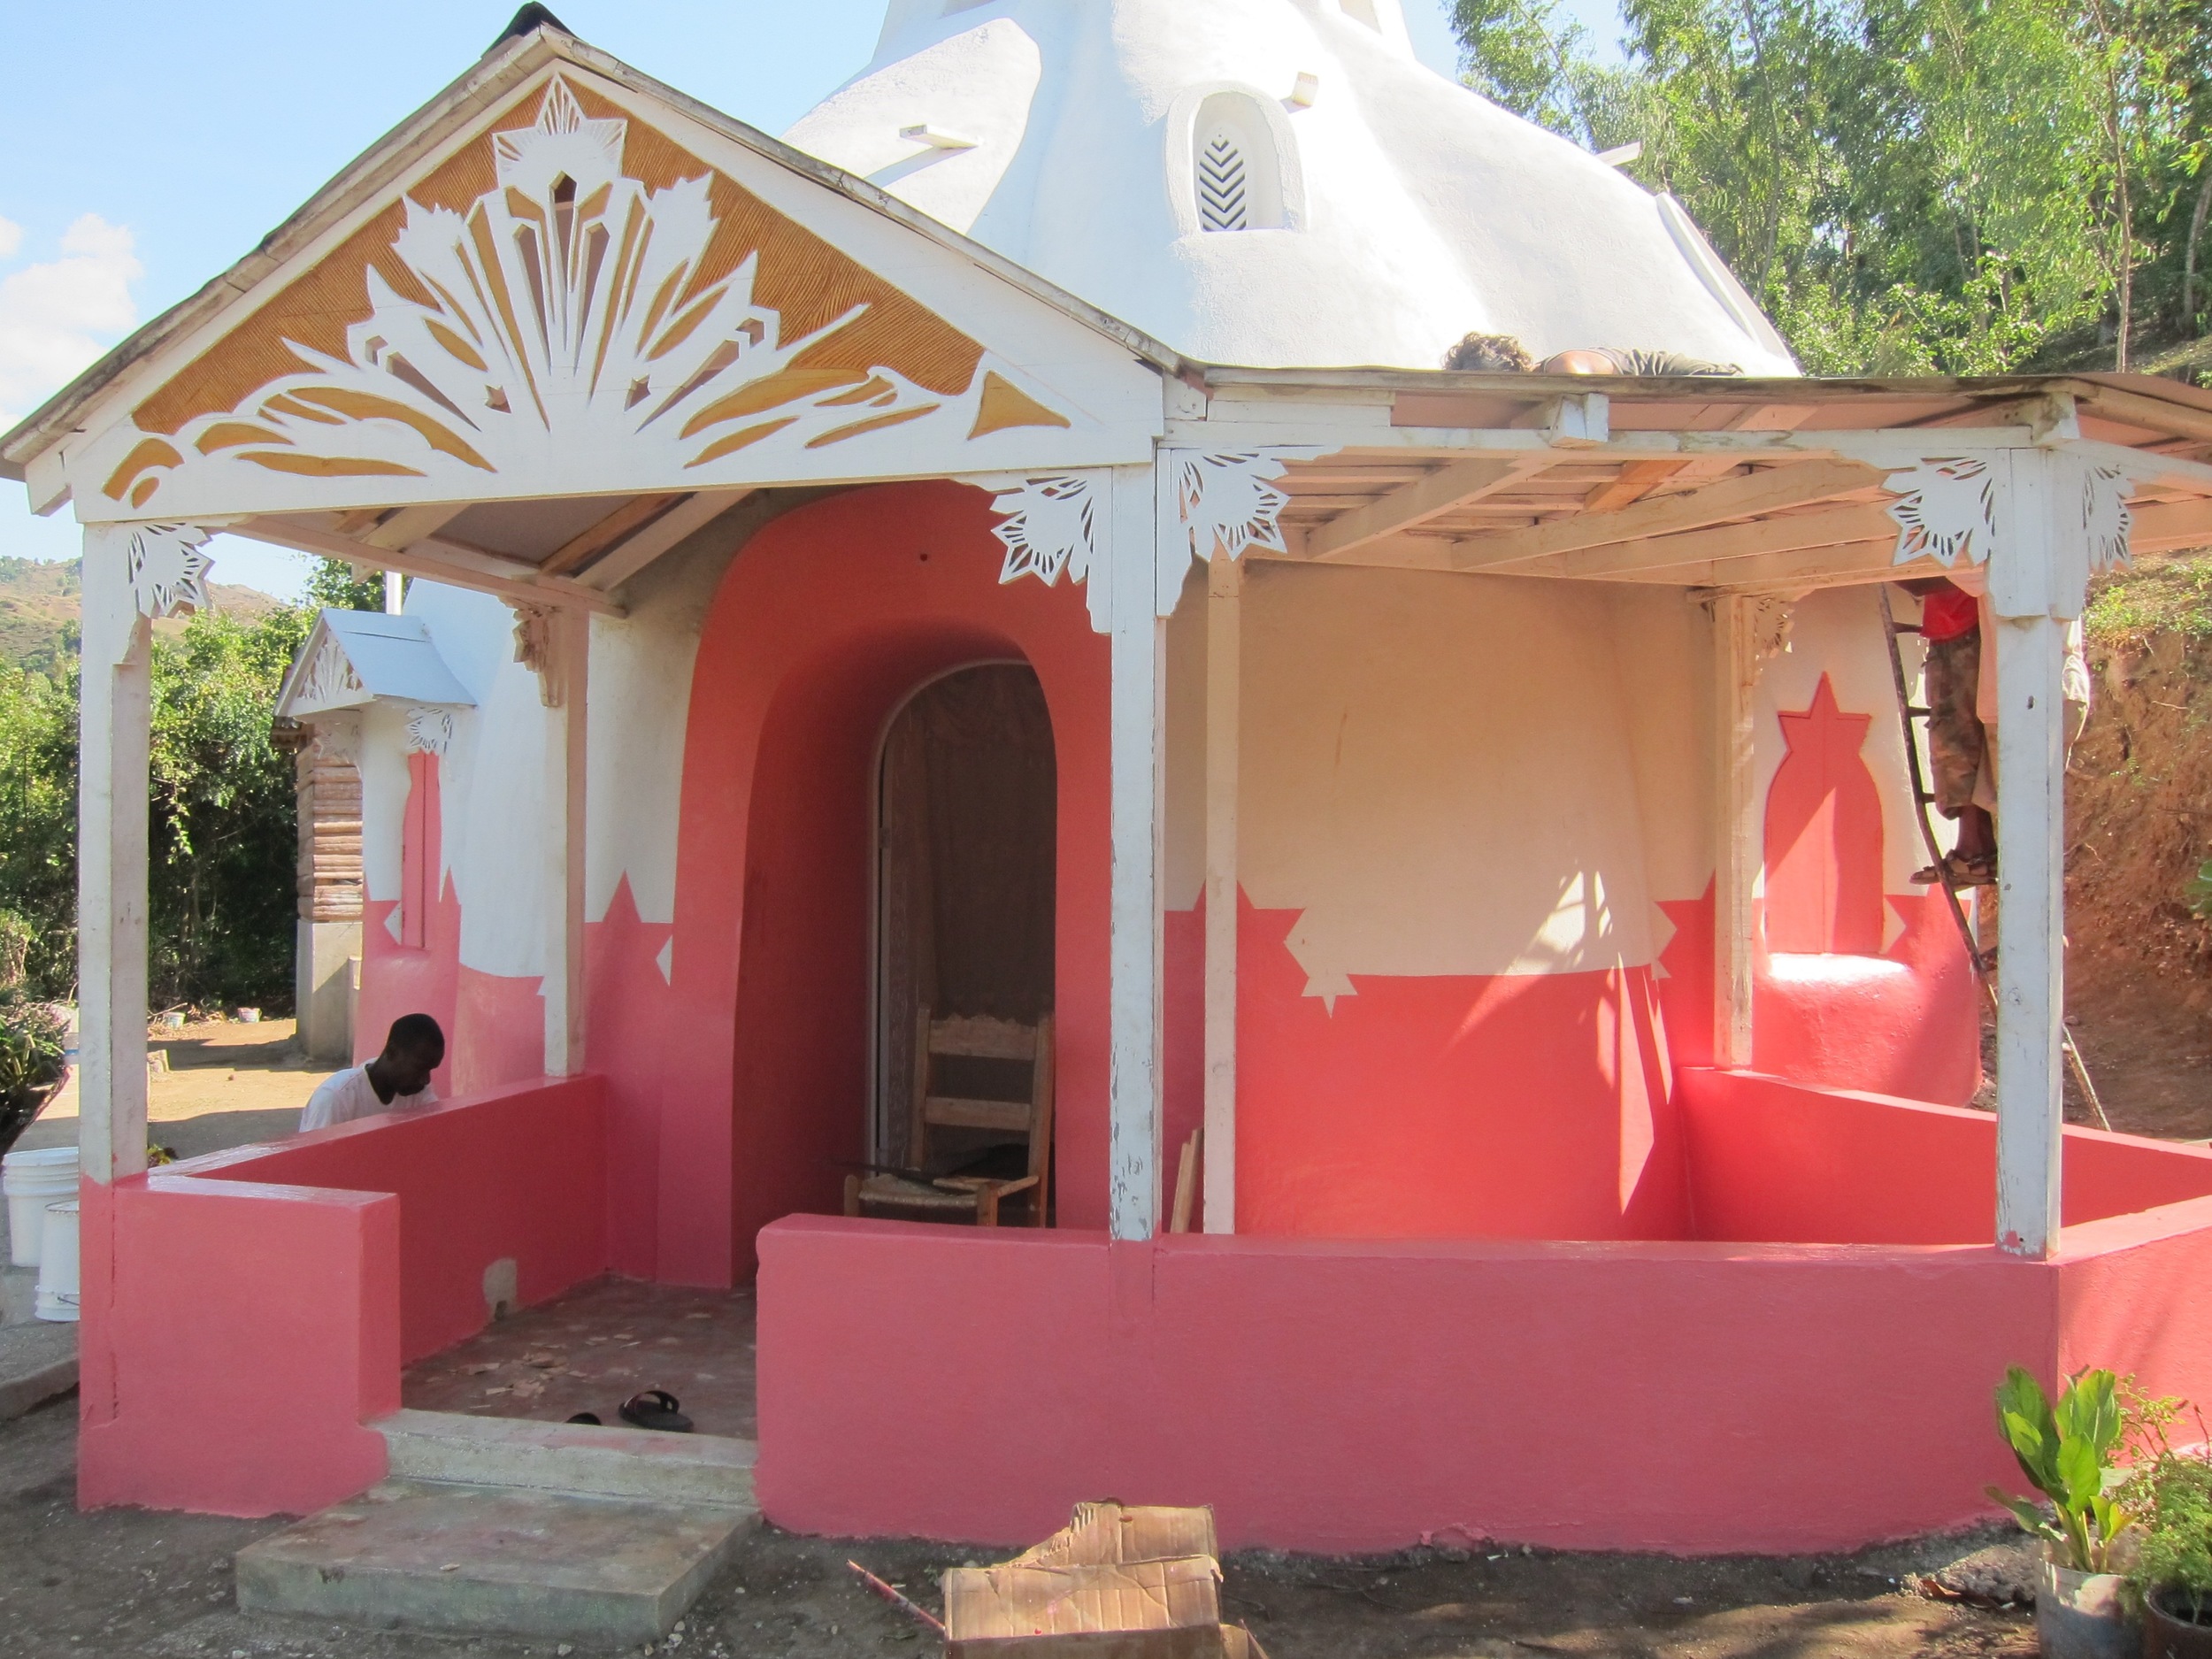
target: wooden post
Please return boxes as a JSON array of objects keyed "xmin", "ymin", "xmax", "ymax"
[
  {"xmin": 541, "ymin": 607, "xmax": 589, "ymax": 1078},
  {"xmin": 1107, "ymin": 466, "xmax": 1164, "ymax": 1242},
  {"xmin": 77, "ymin": 530, "xmax": 152, "ymax": 1186},
  {"xmin": 1988, "ymin": 450, "xmax": 2070, "ymax": 1259},
  {"xmin": 1202, "ymin": 549, "xmax": 1240, "ymax": 1233},
  {"xmin": 1711, "ymin": 594, "xmax": 1758, "ymax": 1069}
]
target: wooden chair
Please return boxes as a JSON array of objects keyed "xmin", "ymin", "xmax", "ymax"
[{"xmin": 845, "ymin": 1008, "xmax": 1054, "ymax": 1226}]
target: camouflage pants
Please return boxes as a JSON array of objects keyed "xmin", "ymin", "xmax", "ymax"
[{"xmin": 1924, "ymin": 631, "xmax": 1989, "ymax": 817}]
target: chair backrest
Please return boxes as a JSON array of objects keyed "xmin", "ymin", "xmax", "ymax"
[{"xmin": 911, "ymin": 1007, "xmax": 1056, "ymax": 1188}]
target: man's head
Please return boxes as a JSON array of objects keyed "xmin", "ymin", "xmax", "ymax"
[
  {"xmin": 1442, "ymin": 332, "xmax": 1534, "ymax": 373},
  {"xmin": 378, "ymin": 1013, "xmax": 445, "ymax": 1096}
]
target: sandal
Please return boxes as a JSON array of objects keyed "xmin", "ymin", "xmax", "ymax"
[
  {"xmin": 565, "ymin": 1412, "xmax": 602, "ymax": 1425},
  {"xmin": 618, "ymin": 1389, "xmax": 694, "ymax": 1433},
  {"xmin": 1911, "ymin": 853, "xmax": 1996, "ymax": 888}
]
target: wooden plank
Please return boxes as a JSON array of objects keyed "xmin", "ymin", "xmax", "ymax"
[
  {"xmin": 361, "ymin": 502, "xmax": 467, "ymax": 550},
  {"xmin": 1441, "ymin": 459, "xmax": 1882, "ymax": 572},
  {"xmin": 2131, "ymin": 495, "xmax": 2212, "ymax": 550},
  {"xmin": 543, "ymin": 606, "xmax": 588, "ymax": 1078},
  {"xmin": 243, "ymin": 518, "xmax": 624, "ymax": 615},
  {"xmin": 538, "ymin": 494, "xmax": 682, "ymax": 577},
  {"xmin": 2077, "ymin": 382, "xmax": 2212, "ymax": 447},
  {"xmin": 1712, "ymin": 595, "xmax": 1758, "ymax": 1069},
  {"xmin": 1203, "ymin": 549, "xmax": 1240, "ymax": 1233},
  {"xmin": 931, "ymin": 1015, "xmax": 1037, "ymax": 1059},
  {"xmin": 923, "ymin": 1096, "xmax": 1034, "ymax": 1133},
  {"xmin": 1993, "ymin": 609, "xmax": 2066, "ymax": 1257},
  {"xmin": 76, "ymin": 530, "xmax": 151, "ymax": 1186},
  {"xmin": 1529, "ymin": 501, "xmax": 1899, "ymax": 580},
  {"xmin": 1582, "ymin": 459, "xmax": 1687, "ymax": 513},
  {"xmin": 1300, "ymin": 458, "xmax": 1526, "ymax": 562},
  {"xmin": 1110, "ymin": 465, "xmax": 1165, "ymax": 1241},
  {"xmin": 578, "ymin": 488, "xmax": 754, "ymax": 591}
]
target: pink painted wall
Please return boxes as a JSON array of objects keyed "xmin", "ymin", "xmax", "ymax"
[
  {"xmin": 658, "ymin": 480, "xmax": 1110, "ymax": 1285},
  {"xmin": 76, "ymin": 1078, "xmax": 607, "ymax": 1517},
  {"xmin": 1682, "ymin": 1069, "xmax": 2212, "ymax": 1246},
  {"xmin": 1234, "ymin": 891, "xmax": 1687, "ymax": 1240},
  {"xmin": 757, "ymin": 1216, "xmax": 2047, "ymax": 1554}
]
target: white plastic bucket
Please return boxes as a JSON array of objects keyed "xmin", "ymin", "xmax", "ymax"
[
  {"xmin": 35, "ymin": 1199, "xmax": 79, "ymax": 1322},
  {"xmin": 4, "ymin": 1146, "xmax": 78, "ymax": 1268}
]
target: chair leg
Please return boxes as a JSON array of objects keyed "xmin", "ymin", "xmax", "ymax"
[
  {"xmin": 843, "ymin": 1173, "xmax": 862, "ymax": 1217},
  {"xmin": 976, "ymin": 1187, "xmax": 1001, "ymax": 1227}
]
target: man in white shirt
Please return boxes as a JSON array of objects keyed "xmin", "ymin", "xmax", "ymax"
[{"xmin": 300, "ymin": 1014, "xmax": 444, "ymax": 1132}]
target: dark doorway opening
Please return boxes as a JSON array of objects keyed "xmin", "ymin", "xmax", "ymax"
[{"xmin": 875, "ymin": 664, "xmax": 1057, "ymax": 1182}]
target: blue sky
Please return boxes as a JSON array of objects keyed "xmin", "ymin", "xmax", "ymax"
[{"xmin": 0, "ymin": 0, "xmax": 1623, "ymax": 602}]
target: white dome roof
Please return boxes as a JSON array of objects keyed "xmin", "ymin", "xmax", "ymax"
[{"xmin": 784, "ymin": 0, "xmax": 1797, "ymax": 373}]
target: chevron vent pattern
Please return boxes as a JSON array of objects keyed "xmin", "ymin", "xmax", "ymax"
[{"xmin": 1198, "ymin": 132, "xmax": 1250, "ymax": 232}]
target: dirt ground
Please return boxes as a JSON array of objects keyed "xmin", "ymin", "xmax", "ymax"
[{"xmin": 0, "ymin": 1389, "xmax": 2039, "ymax": 1659}]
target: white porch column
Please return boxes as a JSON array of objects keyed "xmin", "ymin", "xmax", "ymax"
[
  {"xmin": 1107, "ymin": 465, "xmax": 1165, "ymax": 1241},
  {"xmin": 1889, "ymin": 445, "xmax": 2127, "ymax": 1258},
  {"xmin": 77, "ymin": 524, "xmax": 212, "ymax": 1183},
  {"xmin": 1711, "ymin": 594, "xmax": 1759, "ymax": 1069},
  {"xmin": 1202, "ymin": 549, "xmax": 1240, "ymax": 1233},
  {"xmin": 1986, "ymin": 450, "xmax": 2073, "ymax": 1259},
  {"xmin": 521, "ymin": 603, "xmax": 589, "ymax": 1078}
]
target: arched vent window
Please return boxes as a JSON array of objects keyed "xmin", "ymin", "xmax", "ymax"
[
  {"xmin": 1198, "ymin": 131, "xmax": 1250, "ymax": 231},
  {"xmin": 1189, "ymin": 92, "xmax": 1289, "ymax": 232}
]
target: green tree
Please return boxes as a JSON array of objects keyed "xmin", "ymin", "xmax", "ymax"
[
  {"xmin": 147, "ymin": 606, "xmax": 312, "ymax": 1010},
  {"xmin": 0, "ymin": 660, "xmax": 81, "ymax": 998},
  {"xmin": 307, "ymin": 557, "xmax": 393, "ymax": 613},
  {"xmin": 1451, "ymin": 0, "xmax": 2211, "ymax": 374}
]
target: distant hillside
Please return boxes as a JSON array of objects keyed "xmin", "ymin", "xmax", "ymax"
[{"xmin": 0, "ymin": 557, "xmax": 288, "ymax": 673}]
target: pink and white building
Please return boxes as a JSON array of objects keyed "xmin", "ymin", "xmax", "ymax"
[{"xmin": 11, "ymin": 0, "xmax": 2212, "ymax": 1554}]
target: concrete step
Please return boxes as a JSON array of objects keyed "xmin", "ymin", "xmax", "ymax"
[
  {"xmin": 235, "ymin": 1478, "xmax": 754, "ymax": 1645},
  {"xmin": 377, "ymin": 1409, "xmax": 757, "ymax": 1509},
  {"xmin": 0, "ymin": 1320, "xmax": 76, "ymax": 1419}
]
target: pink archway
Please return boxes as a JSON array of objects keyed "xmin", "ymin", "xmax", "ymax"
[{"xmin": 646, "ymin": 481, "xmax": 1112, "ymax": 1285}]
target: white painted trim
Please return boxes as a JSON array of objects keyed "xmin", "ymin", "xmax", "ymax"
[
  {"xmin": 1711, "ymin": 595, "xmax": 1758, "ymax": 1069},
  {"xmin": 1993, "ymin": 608, "xmax": 2066, "ymax": 1257},
  {"xmin": 76, "ymin": 530, "xmax": 153, "ymax": 1187},
  {"xmin": 542, "ymin": 607, "xmax": 588, "ymax": 1077},
  {"xmin": 1202, "ymin": 549, "xmax": 1241, "ymax": 1233},
  {"xmin": 1107, "ymin": 465, "xmax": 1165, "ymax": 1241}
]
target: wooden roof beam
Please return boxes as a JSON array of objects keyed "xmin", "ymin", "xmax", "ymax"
[
  {"xmin": 1440, "ymin": 458, "xmax": 1883, "ymax": 572},
  {"xmin": 1296, "ymin": 457, "xmax": 1532, "ymax": 563},
  {"xmin": 575, "ymin": 488, "xmax": 755, "ymax": 591},
  {"xmin": 245, "ymin": 517, "xmax": 625, "ymax": 616}
]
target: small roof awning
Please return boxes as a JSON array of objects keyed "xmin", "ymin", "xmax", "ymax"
[{"xmin": 276, "ymin": 610, "xmax": 476, "ymax": 720}]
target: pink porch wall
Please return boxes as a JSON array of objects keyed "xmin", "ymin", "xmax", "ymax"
[
  {"xmin": 1681, "ymin": 1069, "xmax": 2212, "ymax": 1245},
  {"xmin": 77, "ymin": 1078, "xmax": 607, "ymax": 1517},
  {"xmin": 758, "ymin": 1216, "xmax": 2047, "ymax": 1554}
]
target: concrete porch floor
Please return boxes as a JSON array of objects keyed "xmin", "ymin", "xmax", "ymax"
[{"xmin": 402, "ymin": 1276, "xmax": 757, "ymax": 1439}]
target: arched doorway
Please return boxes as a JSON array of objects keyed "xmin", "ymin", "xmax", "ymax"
[{"xmin": 875, "ymin": 664, "xmax": 1057, "ymax": 1185}]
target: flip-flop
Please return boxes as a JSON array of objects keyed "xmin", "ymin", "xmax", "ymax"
[
  {"xmin": 565, "ymin": 1412, "xmax": 603, "ymax": 1425},
  {"xmin": 618, "ymin": 1389, "xmax": 694, "ymax": 1433}
]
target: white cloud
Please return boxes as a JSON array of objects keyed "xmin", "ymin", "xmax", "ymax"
[{"xmin": 0, "ymin": 212, "xmax": 142, "ymax": 427}]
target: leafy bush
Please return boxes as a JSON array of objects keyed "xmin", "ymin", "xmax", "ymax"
[
  {"xmin": 1989, "ymin": 1365, "xmax": 2134, "ymax": 1571},
  {"xmin": 2124, "ymin": 1451, "xmax": 2212, "ymax": 1624},
  {"xmin": 0, "ymin": 995, "xmax": 68, "ymax": 1157}
]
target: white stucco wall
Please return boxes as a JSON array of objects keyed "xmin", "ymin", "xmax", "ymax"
[{"xmin": 787, "ymin": 0, "xmax": 1795, "ymax": 373}]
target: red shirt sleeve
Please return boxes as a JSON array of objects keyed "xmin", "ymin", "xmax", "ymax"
[{"xmin": 1919, "ymin": 587, "xmax": 1980, "ymax": 641}]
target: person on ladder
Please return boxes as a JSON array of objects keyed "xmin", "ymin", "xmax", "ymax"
[
  {"xmin": 1904, "ymin": 576, "xmax": 1998, "ymax": 888},
  {"xmin": 1901, "ymin": 576, "xmax": 2092, "ymax": 892}
]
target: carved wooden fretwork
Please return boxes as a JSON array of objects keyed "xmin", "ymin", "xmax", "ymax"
[
  {"xmin": 1748, "ymin": 595, "xmax": 1794, "ymax": 664},
  {"xmin": 1886, "ymin": 457, "xmax": 1996, "ymax": 568},
  {"xmin": 97, "ymin": 76, "xmax": 1071, "ymax": 516},
  {"xmin": 512, "ymin": 602, "xmax": 565, "ymax": 708},
  {"xmin": 990, "ymin": 474, "xmax": 1098, "ymax": 590},
  {"xmin": 404, "ymin": 705, "xmax": 456, "ymax": 756},
  {"xmin": 1169, "ymin": 449, "xmax": 1312, "ymax": 567},
  {"xmin": 293, "ymin": 630, "xmax": 367, "ymax": 711},
  {"xmin": 2081, "ymin": 462, "xmax": 2133, "ymax": 574}
]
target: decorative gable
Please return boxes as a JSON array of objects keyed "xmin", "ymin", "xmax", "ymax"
[
  {"xmin": 277, "ymin": 610, "xmax": 476, "ymax": 721},
  {"xmin": 73, "ymin": 59, "xmax": 1137, "ymax": 524}
]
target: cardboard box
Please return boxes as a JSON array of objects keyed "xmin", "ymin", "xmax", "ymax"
[
  {"xmin": 943, "ymin": 1556, "xmax": 1225, "ymax": 1657},
  {"xmin": 1013, "ymin": 1504, "xmax": 1220, "ymax": 1570}
]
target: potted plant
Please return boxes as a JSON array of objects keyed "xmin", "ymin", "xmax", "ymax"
[
  {"xmin": 2122, "ymin": 1439, "xmax": 2212, "ymax": 1657},
  {"xmin": 0, "ymin": 995, "xmax": 68, "ymax": 1161},
  {"xmin": 1990, "ymin": 1366, "xmax": 2140, "ymax": 1659}
]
